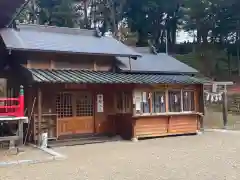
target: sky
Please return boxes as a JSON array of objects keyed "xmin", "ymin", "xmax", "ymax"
[{"xmin": 176, "ymin": 30, "xmax": 194, "ymax": 43}]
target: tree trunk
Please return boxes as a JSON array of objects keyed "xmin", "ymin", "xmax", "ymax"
[
  {"xmin": 197, "ymin": 30, "xmax": 201, "ymax": 44},
  {"xmin": 83, "ymin": 0, "xmax": 89, "ymax": 29},
  {"xmin": 137, "ymin": 30, "xmax": 148, "ymax": 46}
]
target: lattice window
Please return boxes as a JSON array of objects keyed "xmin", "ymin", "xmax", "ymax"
[
  {"xmin": 116, "ymin": 92, "xmax": 131, "ymax": 113},
  {"xmin": 56, "ymin": 93, "xmax": 73, "ymax": 118},
  {"xmin": 76, "ymin": 92, "xmax": 93, "ymax": 116}
]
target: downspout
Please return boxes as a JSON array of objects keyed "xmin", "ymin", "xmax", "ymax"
[{"xmin": 128, "ymin": 57, "xmax": 132, "ymax": 71}]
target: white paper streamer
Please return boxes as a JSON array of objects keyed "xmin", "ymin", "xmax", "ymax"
[
  {"xmin": 161, "ymin": 96, "xmax": 164, "ymax": 103},
  {"xmin": 174, "ymin": 95, "xmax": 178, "ymax": 103},
  {"xmin": 205, "ymin": 91, "xmax": 223, "ymax": 102}
]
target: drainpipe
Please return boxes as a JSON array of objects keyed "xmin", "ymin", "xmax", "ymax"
[{"xmin": 129, "ymin": 57, "xmax": 132, "ymax": 71}]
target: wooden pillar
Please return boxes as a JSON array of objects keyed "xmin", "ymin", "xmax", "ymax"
[
  {"xmin": 37, "ymin": 87, "xmax": 42, "ymax": 146},
  {"xmin": 18, "ymin": 85, "xmax": 24, "ymax": 117},
  {"xmin": 222, "ymin": 85, "xmax": 228, "ymax": 129},
  {"xmin": 149, "ymin": 92, "xmax": 153, "ymax": 114},
  {"xmin": 18, "ymin": 86, "xmax": 24, "ymax": 146},
  {"xmin": 165, "ymin": 88, "xmax": 169, "ymax": 112},
  {"xmin": 165, "ymin": 88, "xmax": 170, "ymax": 133},
  {"xmin": 131, "ymin": 119, "xmax": 138, "ymax": 142}
]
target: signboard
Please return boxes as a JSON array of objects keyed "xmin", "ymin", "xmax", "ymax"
[{"xmin": 97, "ymin": 94, "xmax": 104, "ymax": 112}]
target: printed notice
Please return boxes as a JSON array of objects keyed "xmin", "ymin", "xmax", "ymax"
[
  {"xmin": 97, "ymin": 94, "xmax": 104, "ymax": 112},
  {"xmin": 134, "ymin": 91, "xmax": 142, "ymax": 111}
]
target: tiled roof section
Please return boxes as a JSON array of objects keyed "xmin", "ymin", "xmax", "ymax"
[
  {"xmin": 117, "ymin": 50, "xmax": 198, "ymax": 74},
  {"xmin": 28, "ymin": 69, "xmax": 204, "ymax": 84},
  {"xmin": 0, "ymin": 24, "xmax": 141, "ymax": 57}
]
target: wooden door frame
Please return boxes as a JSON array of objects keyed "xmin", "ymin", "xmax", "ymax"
[{"xmin": 56, "ymin": 90, "xmax": 95, "ymax": 137}]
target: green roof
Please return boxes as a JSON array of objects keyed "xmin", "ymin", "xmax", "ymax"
[{"xmin": 28, "ymin": 69, "xmax": 204, "ymax": 84}]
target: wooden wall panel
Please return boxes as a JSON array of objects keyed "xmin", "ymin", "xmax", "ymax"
[
  {"xmin": 134, "ymin": 116, "xmax": 168, "ymax": 138},
  {"xmin": 114, "ymin": 114, "xmax": 133, "ymax": 139},
  {"xmin": 94, "ymin": 86, "xmax": 116, "ymax": 135},
  {"xmin": 132, "ymin": 114, "xmax": 199, "ymax": 139},
  {"xmin": 23, "ymin": 51, "xmax": 114, "ymax": 71},
  {"xmin": 168, "ymin": 115, "xmax": 198, "ymax": 134},
  {"xmin": 54, "ymin": 59, "xmax": 94, "ymax": 70},
  {"xmin": 29, "ymin": 59, "xmax": 51, "ymax": 69},
  {"xmin": 57, "ymin": 117, "xmax": 94, "ymax": 136}
]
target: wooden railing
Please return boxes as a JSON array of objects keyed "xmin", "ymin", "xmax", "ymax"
[{"xmin": 0, "ymin": 86, "xmax": 24, "ymax": 117}]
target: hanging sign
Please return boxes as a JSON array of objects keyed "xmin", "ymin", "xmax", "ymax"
[{"xmin": 97, "ymin": 94, "xmax": 104, "ymax": 112}]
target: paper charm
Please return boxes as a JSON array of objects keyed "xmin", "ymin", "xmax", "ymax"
[
  {"xmin": 174, "ymin": 95, "xmax": 178, "ymax": 103},
  {"xmin": 211, "ymin": 95, "xmax": 214, "ymax": 102},
  {"xmin": 206, "ymin": 93, "xmax": 210, "ymax": 101},
  {"xmin": 161, "ymin": 96, "xmax": 164, "ymax": 103},
  {"xmin": 218, "ymin": 94, "xmax": 222, "ymax": 101}
]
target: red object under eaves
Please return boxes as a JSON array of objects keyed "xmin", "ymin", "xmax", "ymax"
[{"xmin": 0, "ymin": 86, "xmax": 25, "ymax": 117}]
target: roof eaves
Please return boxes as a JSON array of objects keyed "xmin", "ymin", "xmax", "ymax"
[
  {"xmin": 6, "ymin": 47, "xmax": 142, "ymax": 58},
  {"xmin": 27, "ymin": 69, "xmax": 204, "ymax": 85},
  {"xmin": 120, "ymin": 70, "xmax": 198, "ymax": 75}
]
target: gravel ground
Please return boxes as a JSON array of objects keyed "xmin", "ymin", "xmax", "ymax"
[
  {"xmin": 0, "ymin": 131, "xmax": 240, "ymax": 180},
  {"xmin": 0, "ymin": 146, "xmax": 51, "ymax": 163}
]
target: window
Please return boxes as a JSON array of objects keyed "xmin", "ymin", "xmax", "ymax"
[
  {"xmin": 183, "ymin": 90, "xmax": 195, "ymax": 111},
  {"xmin": 56, "ymin": 93, "xmax": 73, "ymax": 118},
  {"xmin": 152, "ymin": 91, "xmax": 166, "ymax": 113},
  {"xmin": 168, "ymin": 90, "xmax": 182, "ymax": 112},
  {"xmin": 134, "ymin": 91, "xmax": 166, "ymax": 115},
  {"xmin": 116, "ymin": 92, "xmax": 131, "ymax": 113},
  {"xmin": 134, "ymin": 88, "xmax": 196, "ymax": 115},
  {"xmin": 140, "ymin": 92, "xmax": 150, "ymax": 114},
  {"xmin": 168, "ymin": 90, "xmax": 195, "ymax": 112},
  {"xmin": 76, "ymin": 93, "xmax": 93, "ymax": 116},
  {"xmin": 56, "ymin": 92, "xmax": 93, "ymax": 118}
]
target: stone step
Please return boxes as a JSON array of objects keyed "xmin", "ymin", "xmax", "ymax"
[{"xmin": 48, "ymin": 135, "xmax": 122, "ymax": 148}]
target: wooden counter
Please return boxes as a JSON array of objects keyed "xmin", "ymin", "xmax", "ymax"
[{"xmin": 132, "ymin": 112, "xmax": 202, "ymax": 139}]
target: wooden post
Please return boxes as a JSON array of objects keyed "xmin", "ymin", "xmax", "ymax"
[
  {"xmin": 128, "ymin": 57, "xmax": 132, "ymax": 71},
  {"xmin": 222, "ymin": 85, "xmax": 228, "ymax": 129},
  {"xmin": 18, "ymin": 119, "xmax": 24, "ymax": 146},
  {"xmin": 18, "ymin": 85, "xmax": 24, "ymax": 117},
  {"xmin": 199, "ymin": 84, "xmax": 204, "ymax": 131},
  {"xmin": 18, "ymin": 86, "xmax": 24, "ymax": 146},
  {"xmin": 131, "ymin": 119, "xmax": 138, "ymax": 142},
  {"xmin": 37, "ymin": 87, "xmax": 42, "ymax": 146},
  {"xmin": 165, "ymin": 88, "xmax": 169, "ymax": 112}
]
